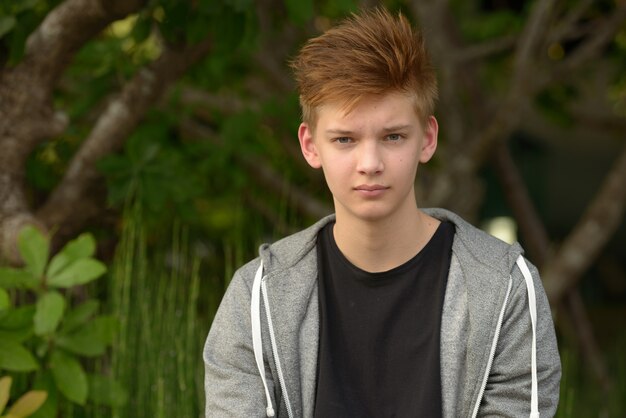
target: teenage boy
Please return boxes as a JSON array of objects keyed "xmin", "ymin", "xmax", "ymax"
[{"xmin": 204, "ymin": 8, "xmax": 561, "ymax": 418}]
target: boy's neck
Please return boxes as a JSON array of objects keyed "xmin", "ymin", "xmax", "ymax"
[{"xmin": 332, "ymin": 207, "xmax": 440, "ymax": 273}]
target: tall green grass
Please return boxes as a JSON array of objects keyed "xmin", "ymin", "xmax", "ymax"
[
  {"xmin": 106, "ymin": 205, "xmax": 208, "ymax": 418},
  {"xmin": 556, "ymin": 334, "xmax": 626, "ymax": 418}
]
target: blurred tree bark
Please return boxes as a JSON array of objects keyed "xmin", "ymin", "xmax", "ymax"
[
  {"xmin": 0, "ymin": 0, "xmax": 213, "ymax": 261},
  {"xmin": 0, "ymin": 0, "xmax": 146, "ymax": 259}
]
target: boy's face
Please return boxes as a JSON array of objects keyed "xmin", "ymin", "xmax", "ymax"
[{"xmin": 298, "ymin": 92, "xmax": 438, "ymax": 223}]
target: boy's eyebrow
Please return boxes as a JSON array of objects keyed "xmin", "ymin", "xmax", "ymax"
[
  {"xmin": 325, "ymin": 125, "xmax": 412, "ymax": 136},
  {"xmin": 325, "ymin": 128, "xmax": 353, "ymax": 135},
  {"xmin": 382, "ymin": 124, "xmax": 411, "ymax": 132}
]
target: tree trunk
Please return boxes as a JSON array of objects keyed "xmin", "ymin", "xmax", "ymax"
[{"xmin": 0, "ymin": 0, "xmax": 146, "ymax": 261}]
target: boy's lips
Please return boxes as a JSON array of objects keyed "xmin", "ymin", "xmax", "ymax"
[
  {"xmin": 354, "ymin": 184, "xmax": 388, "ymax": 191},
  {"xmin": 354, "ymin": 184, "xmax": 389, "ymax": 197}
]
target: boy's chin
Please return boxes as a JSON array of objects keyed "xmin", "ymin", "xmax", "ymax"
[{"xmin": 336, "ymin": 203, "xmax": 398, "ymax": 223}]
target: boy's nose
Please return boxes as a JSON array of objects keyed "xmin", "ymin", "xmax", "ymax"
[{"xmin": 356, "ymin": 142, "xmax": 384, "ymax": 175}]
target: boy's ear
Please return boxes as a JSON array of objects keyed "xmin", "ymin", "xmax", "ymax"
[
  {"xmin": 298, "ymin": 122, "xmax": 322, "ymax": 169},
  {"xmin": 419, "ymin": 116, "xmax": 439, "ymax": 163}
]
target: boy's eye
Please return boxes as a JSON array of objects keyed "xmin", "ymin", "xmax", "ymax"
[
  {"xmin": 335, "ymin": 137, "xmax": 352, "ymax": 144},
  {"xmin": 386, "ymin": 133, "xmax": 402, "ymax": 141}
]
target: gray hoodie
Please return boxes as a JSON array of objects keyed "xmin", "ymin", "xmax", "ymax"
[{"xmin": 204, "ymin": 208, "xmax": 561, "ymax": 417}]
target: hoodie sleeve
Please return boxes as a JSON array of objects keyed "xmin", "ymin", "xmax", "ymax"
[
  {"xmin": 479, "ymin": 258, "xmax": 561, "ymax": 417},
  {"xmin": 204, "ymin": 262, "xmax": 276, "ymax": 417}
]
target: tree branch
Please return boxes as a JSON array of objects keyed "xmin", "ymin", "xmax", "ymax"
[
  {"xmin": 178, "ymin": 86, "xmax": 255, "ymax": 115},
  {"xmin": 492, "ymin": 143, "xmax": 551, "ymax": 265},
  {"xmin": 510, "ymin": 0, "xmax": 557, "ymax": 92},
  {"xmin": 21, "ymin": 0, "xmax": 146, "ymax": 86},
  {"xmin": 555, "ymin": 6, "xmax": 626, "ymax": 76},
  {"xmin": 542, "ymin": 144, "xmax": 626, "ymax": 303},
  {"xmin": 549, "ymin": 0, "xmax": 594, "ymax": 43},
  {"xmin": 37, "ymin": 38, "xmax": 213, "ymax": 235},
  {"xmin": 463, "ymin": 1, "xmax": 557, "ymax": 169},
  {"xmin": 452, "ymin": 34, "xmax": 518, "ymax": 62},
  {"xmin": 0, "ymin": 0, "xmax": 145, "ymax": 262}
]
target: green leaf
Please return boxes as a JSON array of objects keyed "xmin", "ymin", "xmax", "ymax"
[
  {"xmin": 60, "ymin": 233, "xmax": 97, "ymax": 259},
  {"xmin": 0, "ymin": 376, "xmax": 11, "ymax": 415},
  {"xmin": 131, "ymin": 13, "xmax": 152, "ymax": 43},
  {"xmin": 60, "ymin": 300, "xmax": 99, "ymax": 334},
  {"xmin": 47, "ymin": 259, "xmax": 106, "ymax": 288},
  {"xmin": 46, "ymin": 234, "xmax": 96, "ymax": 279},
  {"xmin": 87, "ymin": 374, "xmax": 128, "ymax": 407},
  {"xmin": 34, "ymin": 292, "xmax": 66, "ymax": 336},
  {"xmin": 30, "ymin": 371, "xmax": 57, "ymax": 418},
  {"xmin": 18, "ymin": 226, "xmax": 49, "ymax": 278},
  {"xmin": 0, "ymin": 340, "xmax": 38, "ymax": 371},
  {"xmin": 0, "ymin": 16, "xmax": 16, "ymax": 38},
  {"xmin": 6, "ymin": 390, "xmax": 47, "ymax": 417},
  {"xmin": 0, "ymin": 305, "xmax": 35, "ymax": 330},
  {"xmin": 56, "ymin": 334, "xmax": 105, "ymax": 357},
  {"xmin": 0, "ymin": 288, "xmax": 9, "ymax": 312},
  {"xmin": 49, "ymin": 351, "xmax": 87, "ymax": 405},
  {"xmin": 0, "ymin": 267, "xmax": 39, "ymax": 289},
  {"xmin": 0, "ymin": 327, "xmax": 33, "ymax": 343},
  {"xmin": 56, "ymin": 316, "xmax": 117, "ymax": 357}
]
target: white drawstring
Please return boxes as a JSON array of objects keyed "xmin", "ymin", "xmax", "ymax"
[
  {"xmin": 251, "ymin": 262, "xmax": 275, "ymax": 417},
  {"xmin": 516, "ymin": 255, "xmax": 540, "ymax": 418}
]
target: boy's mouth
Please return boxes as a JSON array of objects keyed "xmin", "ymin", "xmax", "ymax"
[
  {"xmin": 355, "ymin": 184, "xmax": 388, "ymax": 191},
  {"xmin": 354, "ymin": 184, "xmax": 389, "ymax": 196}
]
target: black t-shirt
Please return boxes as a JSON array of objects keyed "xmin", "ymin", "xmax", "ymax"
[{"xmin": 314, "ymin": 221, "xmax": 454, "ymax": 418}]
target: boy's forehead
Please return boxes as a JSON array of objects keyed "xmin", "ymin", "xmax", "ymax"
[
  {"xmin": 316, "ymin": 93, "xmax": 418, "ymax": 121},
  {"xmin": 310, "ymin": 93, "xmax": 425, "ymax": 134}
]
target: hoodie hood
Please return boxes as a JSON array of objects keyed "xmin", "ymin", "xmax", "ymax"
[{"xmin": 258, "ymin": 208, "xmax": 524, "ymax": 278}]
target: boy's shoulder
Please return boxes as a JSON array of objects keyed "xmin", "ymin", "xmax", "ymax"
[
  {"xmin": 253, "ymin": 214, "xmax": 335, "ymax": 272},
  {"xmin": 424, "ymin": 208, "xmax": 524, "ymax": 276}
]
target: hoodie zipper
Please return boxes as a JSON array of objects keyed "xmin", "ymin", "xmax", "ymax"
[
  {"xmin": 470, "ymin": 277, "xmax": 513, "ymax": 418},
  {"xmin": 261, "ymin": 279, "xmax": 295, "ymax": 418}
]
